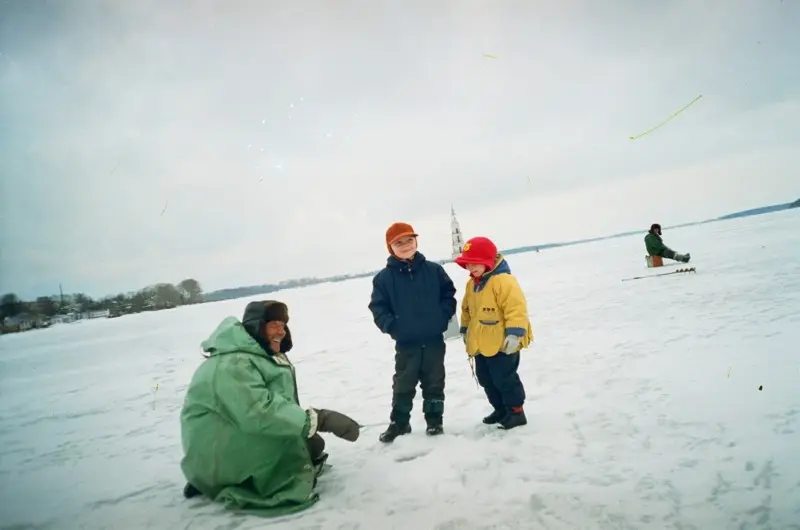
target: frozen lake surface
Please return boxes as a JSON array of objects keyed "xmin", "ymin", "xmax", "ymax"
[{"xmin": 1, "ymin": 209, "xmax": 799, "ymax": 529}]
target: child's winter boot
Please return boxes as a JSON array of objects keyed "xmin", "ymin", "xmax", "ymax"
[
  {"xmin": 425, "ymin": 416, "xmax": 444, "ymax": 436},
  {"xmin": 482, "ymin": 408, "xmax": 506, "ymax": 425},
  {"xmin": 498, "ymin": 406, "xmax": 527, "ymax": 430},
  {"xmin": 379, "ymin": 422, "xmax": 411, "ymax": 443}
]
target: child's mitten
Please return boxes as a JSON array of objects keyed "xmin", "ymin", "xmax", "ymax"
[{"xmin": 501, "ymin": 334, "xmax": 521, "ymax": 354}]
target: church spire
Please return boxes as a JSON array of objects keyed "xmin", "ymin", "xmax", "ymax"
[{"xmin": 450, "ymin": 205, "xmax": 465, "ymax": 259}]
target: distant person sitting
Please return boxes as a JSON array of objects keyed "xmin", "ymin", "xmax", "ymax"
[
  {"xmin": 645, "ymin": 223, "xmax": 690, "ymax": 263},
  {"xmin": 179, "ymin": 300, "xmax": 360, "ymax": 516}
]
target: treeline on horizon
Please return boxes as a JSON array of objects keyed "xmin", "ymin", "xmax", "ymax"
[
  {"xmin": 0, "ymin": 279, "xmax": 204, "ymax": 331},
  {"xmin": 202, "ymin": 270, "xmax": 387, "ymax": 302},
  {"xmin": 3, "ymin": 197, "xmax": 799, "ymax": 328}
]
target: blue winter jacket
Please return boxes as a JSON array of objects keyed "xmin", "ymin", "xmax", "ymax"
[{"xmin": 368, "ymin": 252, "xmax": 457, "ymax": 348}]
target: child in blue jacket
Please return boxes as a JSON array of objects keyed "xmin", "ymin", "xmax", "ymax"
[{"xmin": 368, "ymin": 222, "xmax": 457, "ymax": 442}]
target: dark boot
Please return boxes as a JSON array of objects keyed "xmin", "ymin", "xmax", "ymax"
[
  {"xmin": 379, "ymin": 422, "xmax": 411, "ymax": 443},
  {"xmin": 482, "ymin": 408, "xmax": 506, "ymax": 425},
  {"xmin": 425, "ymin": 416, "xmax": 444, "ymax": 436},
  {"xmin": 312, "ymin": 451, "xmax": 329, "ymax": 468},
  {"xmin": 498, "ymin": 407, "xmax": 527, "ymax": 430},
  {"xmin": 183, "ymin": 482, "xmax": 201, "ymax": 499},
  {"xmin": 312, "ymin": 451, "xmax": 330, "ymax": 485},
  {"xmin": 307, "ymin": 433, "xmax": 326, "ymax": 463}
]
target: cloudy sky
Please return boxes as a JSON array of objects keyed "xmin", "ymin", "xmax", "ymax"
[{"xmin": 1, "ymin": 0, "xmax": 798, "ymax": 300}]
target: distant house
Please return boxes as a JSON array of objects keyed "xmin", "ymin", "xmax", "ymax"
[
  {"xmin": 49, "ymin": 309, "xmax": 109, "ymax": 326},
  {"xmin": 88, "ymin": 309, "xmax": 110, "ymax": 319},
  {"xmin": 1, "ymin": 313, "xmax": 49, "ymax": 333},
  {"xmin": 51, "ymin": 313, "xmax": 78, "ymax": 325}
]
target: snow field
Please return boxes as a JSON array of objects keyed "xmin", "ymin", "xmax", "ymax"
[{"xmin": 1, "ymin": 209, "xmax": 798, "ymax": 529}]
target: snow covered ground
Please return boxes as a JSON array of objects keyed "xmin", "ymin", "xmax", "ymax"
[{"xmin": 1, "ymin": 209, "xmax": 799, "ymax": 530}]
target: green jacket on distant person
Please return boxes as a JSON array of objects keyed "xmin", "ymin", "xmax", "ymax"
[{"xmin": 644, "ymin": 232, "xmax": 666, "ymax": 256}]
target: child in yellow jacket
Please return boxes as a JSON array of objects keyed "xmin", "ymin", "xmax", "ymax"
[{"xmin": 455, "ymin": 236, "xmax": 534, "ymax": 430}]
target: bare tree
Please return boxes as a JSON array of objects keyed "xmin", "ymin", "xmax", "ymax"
[
  {"xmin": 178, "ymin": 278, "xmax": 204, "ymax": 304},
  {"xmin": 1, "ymin": 293, "xmax": 21, "ymax": 320}
]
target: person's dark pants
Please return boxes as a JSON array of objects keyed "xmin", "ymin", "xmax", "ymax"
[
  {"xmin": 307, "ymin": 433, "xmax": 325, "ymax": 463},
  {"xmin": 389, "ymin": 341, "xmax": 446, "ymax": 426},
  {"xmin": 474, "ymin": 352, "xmax": 526, "ymax": 411},
  {"xmin": 661, "ymin": 248, "xmax": 677, "ymax": 260}
]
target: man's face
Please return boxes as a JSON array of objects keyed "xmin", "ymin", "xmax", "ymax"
[
  {"xmin": 391, "ymin": 236, "xmax": 418, "ymax": 260},
  {"xmin": 264, "ymin": 321, "xmax": 286, "ymax": 352}
]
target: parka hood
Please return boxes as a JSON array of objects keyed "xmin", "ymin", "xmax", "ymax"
[{"xmin": 200, "ymin": 317, "xmax": 265, "ymax": 357}]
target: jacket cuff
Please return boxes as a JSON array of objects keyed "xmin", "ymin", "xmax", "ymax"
[
  {"xmin": 505, "ymin": 327, "xmax": 526, "ymax": 337},
  {"xmin": 306, "ymin": 408, "xmax": 319, "ymax": 438}
]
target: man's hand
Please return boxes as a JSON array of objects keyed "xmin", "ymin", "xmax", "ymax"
[{"xmin": 315, "ymin": 409, "xmax": 360, "ymax": 442}]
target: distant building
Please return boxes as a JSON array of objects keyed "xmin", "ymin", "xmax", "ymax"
[
  {"xmin": 50, "ymin": 314, "xmax": 74, "ymax": 325},
  {"xmin": 1, "ymin": 313, "xmax": 49, "ymax": 333},
  {"xmin": 88, "ymin": 309, "xmax": 110, "ymax": 319},
  {"xmin": 444, "ymin": 206, "xmax": 464, "ymax": 340},
  {"xmin": 50, "ymin": 309, "xmax": 110, "ymax": 326},
  {"xmin": 451, "ymin": 205, "xmax": 465, "ymax": 259}
]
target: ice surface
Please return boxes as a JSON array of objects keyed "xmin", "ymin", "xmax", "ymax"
[{"xmin": 1, "ymin": 210, "xmax": 799, "ymax": 530}]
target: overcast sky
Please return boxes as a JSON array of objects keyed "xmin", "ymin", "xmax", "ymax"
[{"xmin": 1, "ymin": 0, "xmax": 798, "ymax": 300}]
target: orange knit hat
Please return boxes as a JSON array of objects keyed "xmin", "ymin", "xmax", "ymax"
[{"xmin": 385, "ymin": 222, "xmax": 418, "ymax": 255}]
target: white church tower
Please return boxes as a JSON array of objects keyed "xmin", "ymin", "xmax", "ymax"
[
  {"xmin": 450, "ymin": 204, "xmax": 465, "ymax": 259},
  {"xmin": 443, "ymin": 205, "xmax": 464, "ymax": 340}
]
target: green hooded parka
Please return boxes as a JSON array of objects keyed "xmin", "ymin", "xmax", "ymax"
[{"xmin": 179, "ymin": 309, "xmax": 319, "ymax": 516}]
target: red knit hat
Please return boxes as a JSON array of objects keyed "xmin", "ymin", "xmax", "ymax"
[
  {"xmin": 385, "ymin": 222, "xmax": 418, "ymax": 254},
  {"xmin": 454, "ymin": 236, "xmax": 497, "ymax": 270}
]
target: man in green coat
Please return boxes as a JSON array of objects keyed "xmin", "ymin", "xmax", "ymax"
[
  {"xmin": 644, "ymin": 223, "xmax": 691, "ymax": 263},
  {"xmin": 179, "ymin": 300, "xmax": 360, "ymax": 516}
]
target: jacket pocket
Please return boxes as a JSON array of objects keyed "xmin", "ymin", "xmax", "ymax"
[
  {"xmin": 439, "ymin": 309, "xmax": 451, "ymax": 332},
  {"xmin": 477, "ymin": 320, "xmax": 504, "ymax": 355},
  {"xmin": 388, "ymin": 316, "xmax": 400, "ymax": 339}
]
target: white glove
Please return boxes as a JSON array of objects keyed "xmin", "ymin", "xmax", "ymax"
[{"xmin": 500, "ymin": 334, "xmax": 521, "ymax": 354}]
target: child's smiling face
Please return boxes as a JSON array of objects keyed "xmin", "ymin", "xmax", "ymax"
[
  {"xmin": 465, "ymin": 263, "xmax": 487, "ymax": 277},
  {"xmin": 391, "ymin": 236, "xmax": 418, "ymax": 260}
]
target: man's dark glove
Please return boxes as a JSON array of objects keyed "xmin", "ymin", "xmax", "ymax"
[{"xmin": 315, "ymin": 409, "xmax": 360, "ymax": 442}]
